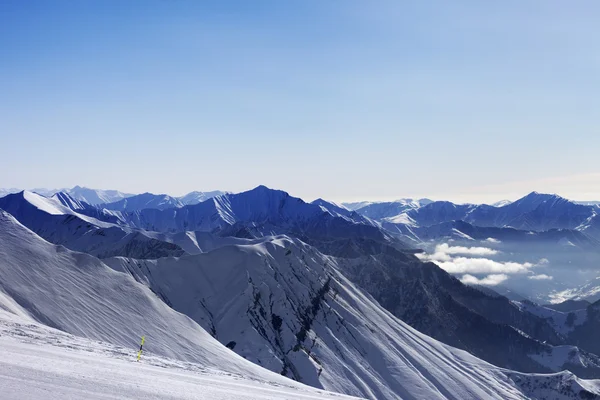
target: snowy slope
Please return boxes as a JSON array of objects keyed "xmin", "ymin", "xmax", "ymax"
[
  {"xmin": 2, "ymin": 211, "xmax": 600, "ymax": 399},
  {"xmin": 0, "ymin": 310, "xmax": 355, "ymax": 400}
]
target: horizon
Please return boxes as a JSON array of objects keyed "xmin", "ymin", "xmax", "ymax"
[
  {"xmin": 2, "ymin": 184, "xmax": 599, "ymax": 206},
  {"xmin": 2, "ymin": 1, "xmax": 599, "ymax": 203}
]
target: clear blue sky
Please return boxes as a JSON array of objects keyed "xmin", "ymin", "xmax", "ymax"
[{"xmin": 1, "ymin": 1, "xmax": 599, "ymax": 203}]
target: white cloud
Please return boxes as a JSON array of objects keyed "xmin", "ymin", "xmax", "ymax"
[
  {"xmin": 484, "ymin": 238, "xmax": 501, "ymax": 244},
  {"xmin": 529, "ymin": 274, "xmax": 553, "ymax": 280},
  {"xmin": 434, "ymin": 257, "xmax": 533, "ymax": 274},
  {"xmin": 460, "ymin": 274, "xmax": 509, "ymax": 286},
  {"xmin": 417, "ymin": 243, "xmax": 499, "ymax": 263},
  {"xmin": 538, "ymin": 258, "xmax": 550, "ymax": 265},
  {"xmin": 436, "ymin": 243, "xmax": 498, "ymax": 256}
]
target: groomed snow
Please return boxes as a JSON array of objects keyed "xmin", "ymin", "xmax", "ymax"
[{"xmin": 0, "ymin": 310, "xmax": 355, "ymax": 400}]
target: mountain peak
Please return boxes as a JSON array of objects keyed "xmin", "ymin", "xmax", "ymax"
[{"xmin": 245, "ymin": 185, "xmax": 291, "ymax": 199}]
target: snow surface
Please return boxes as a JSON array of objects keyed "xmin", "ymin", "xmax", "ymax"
[
  {"xmin": 23, "ymin": 190, "xmax": 66, "ymax": 215},
  {"xmin": 0, "ymin": 310, "xmax": 356, "ymax": 400}
]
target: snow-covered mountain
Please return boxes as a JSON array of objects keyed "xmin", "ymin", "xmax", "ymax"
[
  {"xmin": 100, "ymin": 192, "xmax": 184, "ymax": 211},
  {"xmin": 0, "ymin": 191, "xmax": 184, "ymax": 259},
  {"xmin": 340, "ymin": 201, "xmax": 375, "ymax": 211},
  {"xmin": 355, "ymin": 192, "xmax": 600, "ymax": 245},
  {"xmin": 0, "ymin": 186, "xmax": 135, "ymax": 204},
  {"xmin": 342, "ymin": 198, "xmax": 433, "ymax": 212},
  {"xmin": 103, "ymin": 228, "xmax": 600, "ymax": 379},
  {"xmin": 99, "ymin": 186, "xmax": 393, "ymax": 246},
  {"xmin": 61, "ymin": 185, "xmax": 135, "ymax": 205},
  {"xmin": 310, "ymin": 199, "xmax": 375, "ymax": 225},
  {"xmin": 406, "ymin": 192, "xmax": 596, "ymax": 233},
  {"xmin": 492, "ymin": 200, "xmax": 513, "ymax": 207},
  {"xmin": 350, "ymin": 199, "xmax": 432, "ymax": 221},
  {"xmin": 2, "ymin": 210, "xmax": 600, "ymax": 399},
  {"xmin": 178, "ymin": 190, "xmax": 227, "ymax": 205}
]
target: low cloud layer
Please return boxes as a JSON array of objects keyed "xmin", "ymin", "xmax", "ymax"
[
  {"xmin": 460, "ymin": 274, "xmax": 508, "ymax": 286},
  {"xmin": 417, "ymin": 243, "xmax": 499, "ymax": 263},
  {"xmin": 529, "ymin": 274, "xmax": 553, "ymax": 281},
  {"xmin": 437, "ymin": 243, "xmax": 498, "ymax": 256},
  {"xmin": 417, "ymin": 242, "xmax": 549, "ymax": 287},
  {"xmin": 434, "ymin": 257, "xmax": 533, "ymax": 274}
]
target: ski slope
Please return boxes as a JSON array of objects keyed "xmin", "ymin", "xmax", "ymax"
[{"xmin": 0, "ymin": 310, "xmax": 356, "ymax": 400}]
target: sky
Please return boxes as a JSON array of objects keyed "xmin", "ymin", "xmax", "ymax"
[{"xmin": 1, "ymin": 0, "xmax": 599, "ymax": 203}]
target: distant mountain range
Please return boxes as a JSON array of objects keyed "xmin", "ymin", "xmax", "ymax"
[
  {"xmin": 342, "ymin": 192, "xmax": 600, "ymax": 245},
  {"xmin": 0, "ymin": 186, "xmax": 226, "ymax": 206}
]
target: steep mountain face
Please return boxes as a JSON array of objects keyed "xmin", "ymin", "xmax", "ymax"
[
  {"xmin": 177, "ymin": 190, "xmax": 227, "ymax": 205},
  {"xmin": 0, "ymin": 192, "xmax": 183, "ymax": 259},
  {"xmin": 100, "ymin": 192, "xmax": 184, "ymax": 211}
]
